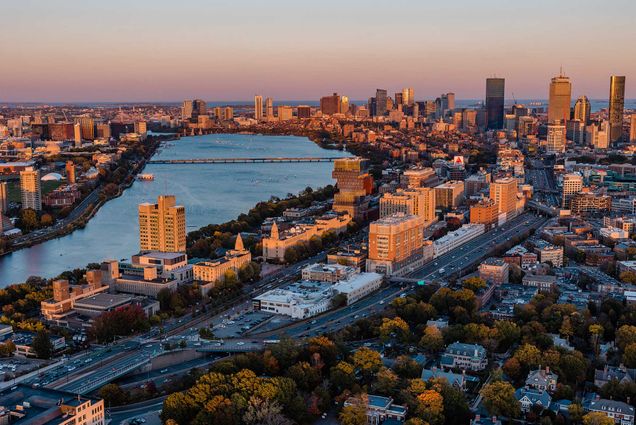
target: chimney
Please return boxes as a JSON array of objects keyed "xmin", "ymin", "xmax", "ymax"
[{"xmin": 545, "ymin": 366, "xmax": 550, "ymax": 374}]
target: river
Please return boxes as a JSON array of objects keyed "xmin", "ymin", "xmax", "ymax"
[{"xmin": 0, "ymin": 134, "xmax": 351, "ymax": 285}]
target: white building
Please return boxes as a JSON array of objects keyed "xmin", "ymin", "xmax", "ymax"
[
  {"xmin": 253, "ymin": 281, "xmax": 334, "ymax": 319},
  {"xmin": 433, "ymin": 224, "xmax": 485, "ymax": 258},
  {"xmin": 301, "ymin": 263, "xmax": 357, "ymax": 283},
  {"xmin": 333, "ymin": 272, "xmax": 383, "ymax": 305}
]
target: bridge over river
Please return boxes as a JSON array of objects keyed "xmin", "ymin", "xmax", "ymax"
[{"xmin": 148, "ymin": 156, "xmax": 342, "ymax": 164}]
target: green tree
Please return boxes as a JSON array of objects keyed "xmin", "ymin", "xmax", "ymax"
[
  {"xmin": 31, "ymin": 329, "xmax": 53, "ymax": 359},
  {"xmin": 19, "ymin": 208, "xmax": 39, "ymax": 231},
  {"xmin": 99, "ymin": 383, "xmax": 128, "ymax": 406},
  {"xmin": 480, "ymin": 381, "xmax": 520, "ymax": 418}
]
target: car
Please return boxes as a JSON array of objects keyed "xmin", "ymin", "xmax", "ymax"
[
  {"xmin": 160, "ymin": 368, "xmax": 168, "ymax": 373},
  {"xmin": 236, "ymin": 342, "xmax": 245, "ymax": 346}
]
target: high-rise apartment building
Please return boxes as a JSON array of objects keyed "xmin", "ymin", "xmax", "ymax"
[
  {"xmin": 332, "ymin": 157, "xmax": 374, "ymax": 220},
  {"xmin": 320, "ymin": 93, "xmax": 341, "ymax": 115},
  {"xmin": 395, "ymin": 92, "xmax": 403, "ymax": 106},
  {"xmin": 434, "ymin": 181, "xmax": 465, "ymax": 209},
  {"xmin": 470, "ymin": 198, "xmax": 499, "ymax": 230},
  {"xmin": 181, "ymin": 100, "xmax": 193, "ymax": 120},
  {"xmin": 297, "ymin": 105, "xmax": 311, "ymax": 119},
  {"xmin": 486, "ymin": 78, "xmax": 505, "ymax": 129},
  {"xmin": 573, "ymin": 96, "xmax": 591, "ymax": 124},
  {"xmin": 0, "ymin": 181, "xmax": 7, "ymax": 213},
  {"xmin": 254, "ymin": 95, "xmax": 263, "ymax": 120},
  {"xmin": 375, "ymin": 89, "xmax": 388, "ymax": 116},
  {"xmin": 609, "ymin": 76, "xmax": 626, "ymax": 144},
  {"xmin": 586, "ymin": 121, "xmax": 610, "ymax": 150},
  {"xmin": 562, "ymin": 173, "xmax": 583, "ymax": 208},
  {"xmin": 380, "ymin": 187, "xmax": 436, "ymax": 222},
  {"xmin": 138, "ymin": 195, "xmax": 186, "ymax": 253},
  {"xmin": 66, "ymin": 161, "xmax": 76, "ymax": 184},
  {"xmin": 546, "ymin": 123, "xmax": 566, "ymax": 153},
  {"xmin": 630, "ymin": 114, "xmax": 636, "ymax": 143},
  {"xmin": 490, "ymin": 177, "xmax": 518, "ymax": 215},
  {"xmin": 278, "ymin": 106, "xmax": 293, "ymax": 121},
  {"xmin": 20, "ymin": 167, "xmax": 41, "ymax": 211},
  {"xmin": 265, "ymin": 97, "xmax": 274, "ymax": 119},
  {"xmin": 192, "ymin": 99, "xmax": 207, "ymax": 119},
  {"xmin": 74, "ymin": 116, "xmax": 95, "ymax": 140},
  {"xmin": 548, "ymin": 73, "xmax": 572, "ymax": 124},
  {"xmin": 366, "ymin": 213, "xmax": 426, "ymax": 276}
]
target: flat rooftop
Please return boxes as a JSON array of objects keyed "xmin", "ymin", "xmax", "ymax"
[{"xmin": 73, "ymin": 292, "xmax": 132, "ymax": 309}]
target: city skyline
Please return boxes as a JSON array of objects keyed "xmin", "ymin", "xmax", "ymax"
[{"xmin": 2, "ymin": 0, "xmax": 636, "ymax": 102}]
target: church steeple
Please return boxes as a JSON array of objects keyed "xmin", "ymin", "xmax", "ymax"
[
  {"xmin": 235, "ymin": 233, "xmax": 245, "ymax": 251},
  {"xmin": 271, "ymin": 222, "xmax": 279, "ymax": 239}
]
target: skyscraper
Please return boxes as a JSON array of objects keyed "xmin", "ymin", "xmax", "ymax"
[
  {"xmin": 74, "ymin": 116, "xmax": 95, "ymax": 140},
  {"xmin": 332, "ymin": 157, "xmax": 374, "ymax": 220},
  {"xmin": 486, "ymin": 78, "xmax": 505, "ymax": 129},
  {"xmin": 548, "ymin": 72, "xmax": 572, "ymax": 124},
  {"xmin": 254, "ymin": 95, "xmax": 263, "ymax": 121},
  {"xmin": 138, "ymin": 195, "xmax": 186, "ymax": 253},
  {"xmin": 265, "ymin": 97, "xmax": 274, "ymax": 119},
  {"xmin": 375, "ymin": 89, "xmax": 387, "ymax": 116},
  {"xmin": 546, "ymin": 123, "xmax": 566, "ymax": 153},
  {"xmin": 406, "ymin": 88, "xmax": 414, "ymax": 106},
  {"xmin": 573, "ymin": 96, "xmax": 591, "ymax": 124},
  {"xmin": 0, "ymin": 181, "xmax": 7, "ymax": 213},
  {"xmin": 192, "ymin": 99, "xmax": 207, "ymax": 119},
  {"xmin": 609, "ymin": 75, "xmax": 626, "ymax": 144},
  {"xmin": 340, "ymin": 96, "xmax": 349, "ymax": 114},
  {"xmin": 65, "ymin": 161, "xmax": 76, "ymax": 184},
  {"xmin": 630, "ymin": 114, "xmax": 636, "ymax": 144},
  {"xmin": 20, "ymin": 167, "xmax": 41, "ymax": 211}
]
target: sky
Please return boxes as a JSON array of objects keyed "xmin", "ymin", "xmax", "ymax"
[{"xmin": 1, "ymin": 0, "xmax": 635, "ymax": 102}]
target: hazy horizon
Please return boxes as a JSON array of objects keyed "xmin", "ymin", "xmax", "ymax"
[{"xmin": 2, "ymin": 0, "xmax": 635, "ymax": 102}]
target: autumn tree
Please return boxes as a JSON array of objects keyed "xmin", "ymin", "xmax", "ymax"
[
  {"xmin": 582, "ymin": 412, "xmax": 615, "ymax": 425},
  {"xmin": 480, "ymin": 381, "xmax": 520, "ymax": 419},
  {"xmin": 417, "ymin": 389, "xmax": 445, "ymax": 425},
  {"xmin": 463, "ymin": 277, "xmax": 487, "ymax": 292},
  {"xmin": 420, "ymin": 325, "xmax": 445, "ymax": 354}
]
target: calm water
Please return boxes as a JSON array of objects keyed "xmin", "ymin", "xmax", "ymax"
[{"xmin": 0, "ymin": 134, "xmax": 350, "ymax": 285}]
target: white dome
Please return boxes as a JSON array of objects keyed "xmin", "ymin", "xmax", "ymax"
[{"xmin": 41, "ymin": 172, "xmax": 63, "ymax": 181}]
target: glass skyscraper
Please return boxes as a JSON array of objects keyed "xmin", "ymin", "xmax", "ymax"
[
  {"xmin": 609, "ymin": 75, "xmax": 626, "ymax": 143},
  {"xmin": 486, "ymin": 78, "xmax": 505, "ymax": 129}
]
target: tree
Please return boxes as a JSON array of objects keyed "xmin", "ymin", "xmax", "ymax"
[
  {"xmin": 480, "ymin": 381, "xmax": 520, "ymax": 418},
  {"xmin": 340, "ymin": 402, "xmax": 367, "ymax": 425},
  {"xmin": 513, "ymin": 344, "xmax": 542, "ymax": 369},
  {"xmin": 99, "ymin": 383, "xmax": 127, "ymax": 406},
  {"xmin": 559, "ymin": 316, "xmax": 574, "ymax": 342},
  {"xmin": 352, "ymin": 347, "xmax": 382, "ymax": 376},
  {"xmin": 373, "ymin": 367, "xmax": 399, "ymax": 395},
  {"xmin": 623, "ymin": 343, "xmax": 636, "ymax": 368},
  {"xmin": 19, "ymin": 208, "xmax": 39, "ymax": 231},
  {"xmin": 582, "ymin": 412, "xmax": 615, "ymax": 425},
  {"xmin": 619, "ymin": 271, "xmax": 636, "ymax": 284},
  {"xmin": 0, "ymin": 340, "xmax": 16, "ymax": 357},
  {"xmin": 417, "ymin": 389, "xmax": 445, "ymax": 425},
  {"xmin": 420, "ymin": 325, "xmax": 445, "ymax": 354},
  {"xmin": 569, "ymin": 403, "xmax": 585, "ymax": 423},
  {"xmin": 589, "ymin": 324, "xmax": 604, "ymax": 356},
  {"xmin": 616, "ymin": 325, "xmax": 636, "ymax": 350},
  {"xmin": 243, "ymin": 398, "xmax": 293, "ymax": 425},
  {"xmin": 379, "ymin": 317, "xmax": 410, "ymax": 342},
  {"xmin": 463, "ymin": 277, "xmax": 487, "ymax": 292},
  {"xmin": 31, "ymin": 330, "xmax": 53, "ymax": 359}
]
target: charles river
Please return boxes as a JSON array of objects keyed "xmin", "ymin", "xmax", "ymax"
[{"xmin": 0, "ymin": 134, "xmax": 351, "ymax": 285}]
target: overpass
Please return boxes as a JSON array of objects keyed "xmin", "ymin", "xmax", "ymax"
[
  {"xmin": 526, "ymin": 200, "xmax": 558, "ymax": 217},
  {"xmin": 148, "ymin": 157, "xmax": 342, "ymax": 164}
]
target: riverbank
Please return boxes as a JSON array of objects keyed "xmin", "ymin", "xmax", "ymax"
[{"xmin": 0, "ymin": 135, "xmax": 168, "ymax": 259}]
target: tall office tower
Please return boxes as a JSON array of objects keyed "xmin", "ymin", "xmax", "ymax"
[
  {"xmin": 462, "ymin": 109, "xmax": 477, "ymax": 130},
  {"xmin": 254, "ymin": 95, "xmax": 263, "ymax": 120},
  {"xmin": 192, "ymin": 99, "xmax": 207, "ymax": 119},
  {"xmin": 631, "ymin": 114, "xmax": 636, "ymax": 143},
  {"xmin": 224, "ymin": 107, "xmax": 233, "ymax": 120},
  {"xmin": 486, "ymin": 78, "xmax": 505, "ymax": 129},
  {"xmin": 181, "ymin": 100, "xmax": 194, "ymax": 120},
  {"xmin": 367, "ymin": 213, "xmax": 425, "ymax": 275},
  {"xmin": 548, "ymin": 72, "xmax": 572, "ymax": 124},
  {"xmin": 265, "ymin": 97, "xmax": 274, "ymax": 119},
  {"xmin": 332, "ymin": 157, "xmax": 374, "ymax": 220},
  {"xmin": 406, "ymin": 88, "xmax": 414, "ymax": 106},
  {"xmin": 490, "ymin": 177, "xmax": 518, "ymax": 215},
  {"xmin": 573, "ymin": 96, "xmax": 591, "ymax": 124},
  {"xmin": 375, "ymin": 89, "xmax": 387, "ymax": 116},
  {"xmin": 65, "ymin": 161, "xmax": 76, "ymax": 184},
  {"xmin": 423, "ymin": 100, "xmax": 436, "ymax": 117},
  {"xmin": 567, "ymin": 119, "xmax": 586, "ymax": 145},
  {"xmin": 340, "ymin": 96, "xmax": 350, "ymax": 114},
  {"xmin": 368, "ymin": 97, "xmax": 376, "ymax": 117},
  {"xmin": 0, "ymin": 181, "xmax": 7, "ymax": 213},
  {"xmin": 74, "ymin": 116, "xmax": 95, "ymax": 140},
  {"xmin": 586, "ymin": 121, "xmax": 610, "ymax": 150},
  {"xmin": 546, "ymin": 123, "xmax": 566, "ymax": 153},
  {"xmin": 394, "ymin": 92, "xmax": 404, "ymax": 106},
  {"xmin": 562, "ymin": 173, "xmax": 583, "ymax": 208},
  {"xmin": 138, "ymin": 195, "xmax": 186, "ymax": 253},
  {"xmin": 434, "ymin": 181, "xmax": 465, "ymax": 209},
  {"xmin": 446, "ymin": 93, "xmax": 455, "ymax": 111},
  {"xmin": 412, "ymin": 103, "xmax": 419, "ymax": 120},
  {"xmin": 320, "ymin": 93, "xmax": 341, "ymax": 115},
  {"xmin": 20, "ymin": 167, "xmax": 41, "ymax": 211},
  {"xmin": 609, "ymin": 76, "xmax": 626, "ymax": 143}
]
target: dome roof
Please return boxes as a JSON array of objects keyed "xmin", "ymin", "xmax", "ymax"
[{"xmin": 41, "ymin": 172, "xmax": 63, "ymax": 181}]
